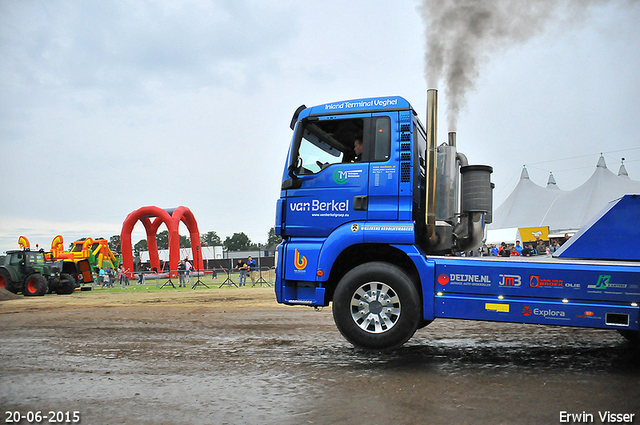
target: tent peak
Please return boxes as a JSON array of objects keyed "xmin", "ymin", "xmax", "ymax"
[
  {"xmin": 546, "ymin": 172, "xmax": 560, "ymax": 190},
  {"xmin": 618, "ymin": 158, "xmax": 629, "ymax": 178},
  {"xmin": 596, "ymin": 154, "xmax": 607, "ymax": 169},
  {"xmin": 520, "ymin": 166, "xmax": 530, "ymax": 180}
]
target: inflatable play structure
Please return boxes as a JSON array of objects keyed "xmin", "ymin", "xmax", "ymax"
[
  {"xmin": 120, "ymin": 206, "xmax": 204, "ymax": 278},
  {"xmin": 18, "ymin": 236, "xmax": 30, "ymax": 249},
  {"xmin": 49, "ymin": 235, "xmax": 120, "ymax": 271},
  {"xmin": 17, "ymin": 235, "xmax": 119, "ymax": 271}
]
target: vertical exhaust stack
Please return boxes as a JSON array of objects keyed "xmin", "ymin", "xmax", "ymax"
[
  {"xmin": 448, "ymin": 131, "xmax": 456, "ymax": 147},
  {"xmin": 456, "ymin": 164, "xmax": 493, "ymax": 252},
  {"xmin": 425, "ymin": 89, "xmax": 438, "ymax": 246},
  {"xmin": 455, "ymin": 132, "xmax": 493, "ymax": 252},
  {"xmin": 425, "ymin": 92, "xmax": 493, "ymax": 254},
  {"xmin": 436, "ymin": 132, "xmax": 460, "ymax": 225}
]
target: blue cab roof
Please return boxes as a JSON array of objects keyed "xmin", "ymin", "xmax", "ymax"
[{"xmin": 301, "ymin": 96, "xmax": 413, "ymax": 119}]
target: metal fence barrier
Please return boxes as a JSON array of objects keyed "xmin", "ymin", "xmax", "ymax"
[{"xmin": 99, "ymin": 266, "xmax": 275, "ymax": 289}]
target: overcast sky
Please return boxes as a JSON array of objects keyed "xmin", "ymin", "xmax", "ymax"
[{"xmin": 1, "ymin": 0, "xmax": 639, "ymax": 254}]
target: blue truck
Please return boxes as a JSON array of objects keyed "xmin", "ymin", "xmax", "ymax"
[{"xmin": 274, "ymin": 89, "xmax": 640, "ymax": 350}]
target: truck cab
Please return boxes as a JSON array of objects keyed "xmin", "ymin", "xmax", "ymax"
[
  {"xmin": 276, "ymin": 97, "xmax": 425, "ymax": 301},
  {"xmin": 275, "ymin": 92, "xmax": 639, "ymax": 351}
]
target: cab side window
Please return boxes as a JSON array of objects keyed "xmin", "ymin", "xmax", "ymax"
[
  {"xmin": 372, "ymin": 117, "xmax": 391, "ymax": 162},
  {"xmin": 294, "ymin": 115, "xmax": 391, "ymax": 174},
  {"xmin": 296, "ymin": 118, "xmax": 364, "ymax": 175}
]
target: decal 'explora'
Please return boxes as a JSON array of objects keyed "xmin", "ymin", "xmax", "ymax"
[{"xmin": 522, "ymin": 306, "xmax": 566, "ymax": 317}]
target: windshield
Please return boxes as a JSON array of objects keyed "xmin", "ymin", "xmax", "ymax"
[
  {"xmin": 295, "ymin": 118, "xmax": 364, "ymax": 175},
  {"xmin": 26, "ymin": 252, "xmax": 45, "ymax": 265}
]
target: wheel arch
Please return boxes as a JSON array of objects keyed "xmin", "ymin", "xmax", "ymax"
[{"xmin": 323, "ymin": 243, "xmax": 422, "ymax": 306}]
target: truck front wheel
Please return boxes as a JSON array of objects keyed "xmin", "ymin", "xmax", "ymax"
[
  {"xmin": 332, "ymin": 262, "xmax": 420, "ymax": 350},
  {"xmin": 23, "ymin": 273, "xmax": 48, "ymax": 296}
]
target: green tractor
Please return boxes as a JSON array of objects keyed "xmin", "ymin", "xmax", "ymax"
[{"xmin": 0, "ymin": 249, "xmax": 92, "ymax": 296}]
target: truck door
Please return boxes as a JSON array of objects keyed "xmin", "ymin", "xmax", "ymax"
[{"xmin": 283, "ymin": 114, "xmax": 369, "ymax": 237}]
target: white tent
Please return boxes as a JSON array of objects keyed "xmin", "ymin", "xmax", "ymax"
[
  {"xmin": 490, "ymin": 167, "xmax": 563, "ymax": 230},
  {"xmin": 491, "ymin": 157, "xmax": 640, "ymax": 234},
  {"xmin": 542, "ymin": 158, "xmax": 640, "ymax": 233},
  {"xmin": 485, "ymin": 228, "xmax": 519, "ymax": 245}
]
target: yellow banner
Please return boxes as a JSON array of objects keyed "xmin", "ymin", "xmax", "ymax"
[{"xmin": 518, "ymin": 226, "xmax": 549, "ymax": 242}]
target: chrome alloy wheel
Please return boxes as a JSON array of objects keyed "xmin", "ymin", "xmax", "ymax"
[{"xmin": 350, "ymin": 281, "xmax": 401, "ymax": 334}]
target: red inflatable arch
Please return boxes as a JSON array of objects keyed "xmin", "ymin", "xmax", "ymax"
[{"xmin": 121, "ymin": 206, "xmax": 204, "ymax": 278}]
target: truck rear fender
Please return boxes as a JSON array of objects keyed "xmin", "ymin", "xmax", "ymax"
[{"xmin": 394, "ymin": 244, "xmax": 436, "ymax": 322}]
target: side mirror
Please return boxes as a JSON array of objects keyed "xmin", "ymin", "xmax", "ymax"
[{"xmin": 290, "ymin": 105, "xmax": 306, "ymax": 130}]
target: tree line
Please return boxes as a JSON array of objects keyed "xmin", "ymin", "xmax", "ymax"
[{"xmin": 93, "ymin": 227, "xmax": 282, "ymax": 257}]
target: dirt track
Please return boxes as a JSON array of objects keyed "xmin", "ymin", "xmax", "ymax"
[{"xmin": 1, "ymin": 288, "xmax": 639, "ymax": 425}]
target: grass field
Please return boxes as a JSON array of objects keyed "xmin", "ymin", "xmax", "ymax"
[
  {"xmin": 92, "ymin": 269, "xmax": 275, "ymax": 294},
  {"xmin": 0, "ymin": 285, "xmax": 281, "ymax": 314},
  {"xmin": 0, "ymin": 270, "xmax": 281, "ymax": 313}
]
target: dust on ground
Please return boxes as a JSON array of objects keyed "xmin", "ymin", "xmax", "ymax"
[
  {"xmin": 1, "ymin": 288, "xmax": 639, "ymax": 425},
  {"xmin": 0, "ymin": 287, "xmax": 20, "ymax": 301},
  {"xmin": 0, "ymin": 287, "xmax": 278, "ymax": 312}
]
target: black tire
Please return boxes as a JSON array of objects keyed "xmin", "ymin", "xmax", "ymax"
[
  {"xmin": 0, "ymin": 269, "xmax": 17, "ymax": 293},
  {"xmin": 332, "ymin": 262, "xmax": 420, "ymax": 350},
  {"xmin": 55, "ymin": 273, "xmax": 76, "ymax": 295},
  {"xmin": 618, "ymin": 330, "xmax": 640, "ymax": 345},
  {"xmin": 23, "ymin": 273, "xmax": 48, "ymax": 296},
  {"xmin": 417, "ymin": 319, "xmax": 433, "ymax": 329}
]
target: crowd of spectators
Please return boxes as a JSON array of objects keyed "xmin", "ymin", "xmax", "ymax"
[{"xmin": 481, "ymin": 233, "xmax": 571, "ymax": 258}]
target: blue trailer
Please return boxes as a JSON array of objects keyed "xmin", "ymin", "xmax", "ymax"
[{"xmin": 274, "ymin": 90, "xmax": 640, "ymax": 350}]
